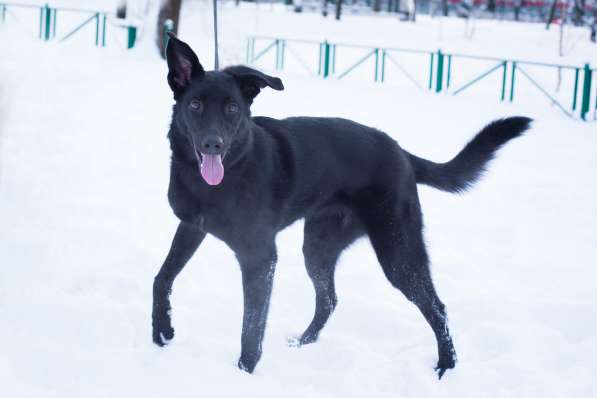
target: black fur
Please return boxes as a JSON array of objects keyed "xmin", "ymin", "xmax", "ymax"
[
  {"xmin": 152, "ymin": 34, "xmax": 532, "ymax": 379},
  {"xmin": 407, "ymin": 117, "xmax": 531, "ymax": 193}
]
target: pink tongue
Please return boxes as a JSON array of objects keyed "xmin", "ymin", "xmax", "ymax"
[{"xmin": 200, "ymin": 154, "xmax": 224, "ymax": 186}]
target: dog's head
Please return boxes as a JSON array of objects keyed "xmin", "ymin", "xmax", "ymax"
[{"xmin": 166, "ymin": 33, "xmax": 284, "ymax": 186}]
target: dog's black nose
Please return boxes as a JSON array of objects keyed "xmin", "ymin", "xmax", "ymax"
[{"xmin": 200, "ymin": 135, "xmax": 224, "ymax": 155}]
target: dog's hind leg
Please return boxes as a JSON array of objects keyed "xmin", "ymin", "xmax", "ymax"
[
  {"xmin": 152, "ymin": 221, "xmax": 206, "ymax": 346},
  {"xmin": 293, "ymin": 209, "xmax": 363, "ymax": 346},
  {"xmin": 360, "ymin": 194, "xmax": 457, "ymax": 379}
]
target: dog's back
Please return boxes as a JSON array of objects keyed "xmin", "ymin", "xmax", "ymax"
[{"xmin": 256, "ymin": 116, "xmax": 412, "ymax": 196}]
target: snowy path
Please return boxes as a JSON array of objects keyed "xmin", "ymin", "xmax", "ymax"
[{"xmin": 1, "ymin": 6, "xmax": 597, "ymax": 398}]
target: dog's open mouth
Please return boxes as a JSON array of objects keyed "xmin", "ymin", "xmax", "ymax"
[{"xmin": 198, "ymin": 152, "xmax": 224, "ymax": 186}]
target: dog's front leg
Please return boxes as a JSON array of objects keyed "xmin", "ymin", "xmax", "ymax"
[
  {"xmin": 152, "ymin": 221, "xmax": 206, "ymax": 346},
  {"xmin": 236, "ymin": 244, "xmax": 277, "ymax": 373}
]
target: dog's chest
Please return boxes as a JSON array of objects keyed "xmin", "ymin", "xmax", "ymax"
[
  {"xmin": 196, "ymin": 187, "xmax": 276, "ymax": 245},
  {"xmin": 173, "ymin": 164, "xmax": 280, "ymax": 245}
]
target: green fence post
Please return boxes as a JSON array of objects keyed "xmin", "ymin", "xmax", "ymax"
[
  {"xmin": 245, "ymin": 37, "xmax": 254, "ymax": 64},
  {"xmin": 509, "ymin": 62, "xmax": 517, "ymax": 102},
  {"xmin": 280, "ymin": 40, "xmax": 286, "ymax": 70},
  {"xmin": 500, "ymin": 61, "xmax": 507, "ymax": 101},
  {"xmin": 580, "ymin": 63, "xmax": 592, "ymax": 121},
  {"xmin": 39, "ymin": 6, "xmax": 44, "ymax": 39},
  {"xmin": 275, "ymin": 39, "xmax": 285, "ymax": 70},
  {"xmin": 374, "ymin": 48, "xmax": 379, "ymax": 82},
  {"xmin": 274, "ymin": 39, "xmax": 279, "ymax": 69},
  {"xmin": 163, "ymin": 19, "xmax": 174, "ymax": 52},
  {"xmin": 572, "ymin": 68, "xmax": 579, "ymax": 112},
  {"xmin": 435, "ymin": 50, "xmax": 444, "ymax": 93},
  {"xmin": 44, "ymin": 4, "xmax": 51, "ymax": 41},
  {"xmin": 446, "ymin": 54, "xmax": 452, "ymax": 88},
  {"xmin": 323, "ymin": 40, "xmax": 330, "ymax": 78},
  {"xmin": 428, "ymin": 52, "xmax": 434, "ymax": 90},
  {"xmin": 94, "ymin": 13, "xmax": 100, "ymax": 46},
  {"xmin": 318, "ymin": 43, "xmax": 323, "ymax": 76},
  {"xmin": 127, "ymin": 26, "xmax": 137, "ymax": 49},
  {"xmin": 380, "ymin": 49, "xmax": 386, "ymax": 83},
  {"xmin": 247, "ymin": 37, "xmax": 253, "ymax": 64},
  {"xmin": 52, "ymin": 9, "xmax": 57, "ymax": 39},
  {"xmin": 331, "ymin": 44, "xmax": 336, "ymax": 75},
  {"xmin": 101, "ymin": 13, "xmax": 107, "ymax": 47}
]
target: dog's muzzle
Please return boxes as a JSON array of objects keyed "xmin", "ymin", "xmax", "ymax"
[{"xmin": 192, "ymin": 135, "xmax": 225, "ymax": 186}]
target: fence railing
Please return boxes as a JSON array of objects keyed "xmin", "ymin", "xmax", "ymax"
[
  {"xmin": 246, "ymin": 36, "xmax": 596, "ymax": 121},
  {"xmin": 0, "ymin": 2, "xmax": 138, "ymax": 49}
]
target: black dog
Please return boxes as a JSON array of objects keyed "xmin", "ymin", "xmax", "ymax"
[{"xmin": 152, "ymin": 33, "xmax": 531, "ymax": 378}]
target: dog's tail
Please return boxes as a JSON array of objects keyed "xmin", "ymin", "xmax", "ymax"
[{"xmin": 407, "ymin": 117, "xmax": 532, "ymax": 193}]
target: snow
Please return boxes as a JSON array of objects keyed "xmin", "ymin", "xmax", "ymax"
[{"xmin": 1, "ymin": 2, "xmax": 597, "ymax": 398}]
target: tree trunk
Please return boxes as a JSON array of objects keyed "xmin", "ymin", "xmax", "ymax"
[
  {"xmin": 559, "ymin": 3, "xmax": 565, "ymax": 56},
  {"xmin": 335, "ymin": 0, "xmax": 344, "ymax": 20},
  {"xmin": 442, "ymin": 0, "xmax": 448, "ymax": 16},
  {"xmin": 572, "ymin": 0, "xmax": 585, "ymax": 26},
  {"xmin": 116, "ymin": 0, "xmax": 126, "ymax": 19},
  {"xmin": 157, "ymin": 0, "xmax": 183, "ymax": 58},
  {"xmin": 592, "ymin": 8, "xmax": 597, "ymax": 42},
  {"xmin": 373, "ymin": 0, "xmax": 382, "ymax": 12},
  {"xmin": 546, "ymin": 0, "xmax": 558, "ymax": 29},
  {"xmin": 487, "ymin": 0, "xmax": 496, "ymax": 12},
  {"xmin": 514, "ymin": 0, "xmax": 522, "ymax": 21}
]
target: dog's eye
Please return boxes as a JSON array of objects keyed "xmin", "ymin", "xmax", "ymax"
[
  {"xmin": 226, "ymin": 103, "xmax": 239, "ymax": 114},
  {"xmin": 189, "ymin": 99, "xmax": 202, "ymax": 111}
]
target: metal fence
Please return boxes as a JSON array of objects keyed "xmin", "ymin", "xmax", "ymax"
[
  {"xmin": 0, "ymin": 2, "xmax": 138, "ymax": 49},
  {"xmin": 247, "ymin": 35, "xmax": 596, "ymax": 121}
]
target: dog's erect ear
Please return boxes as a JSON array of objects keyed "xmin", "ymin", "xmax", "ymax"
[
  {"xmin": 166, "ymin": 33, "xmax": 205, "ymax": 98},
  {"xmin": 224, "ymin": 66, "xmax": 284, "ymax": 104}
]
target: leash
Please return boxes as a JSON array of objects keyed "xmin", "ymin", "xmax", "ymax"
[{"xmin": 213, "ymin": 0, "xmax": 219, "ymax": 70}]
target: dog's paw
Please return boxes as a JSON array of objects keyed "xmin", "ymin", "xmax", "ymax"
[
  {"xmin": 152, "ymin": 306, "xmax": 175, "ymax": 347},
  {"xmin": 435, "ymin": 343, "xmax": 457, "ymax": 379},
  {"xmin": 299, "ymin": 333, "xmax": 318, "ymax": 346},
  {"xmin": 434, "ymin": 357, "xmax": 456, "ymax": 380},
  {"xmin": 435, "ymin": 366, "xmax": 448, "ymax": 379},
  {"xmin": 152, "ymin": 324, "xmax": 175, "ymax": 347},
  {"xmin": 287, "ymin": 333, "xmax": 318, "ymax": 348},
  {"xmin": 237, "ymin": 358, "xmax": 256, "ymax": 374}
]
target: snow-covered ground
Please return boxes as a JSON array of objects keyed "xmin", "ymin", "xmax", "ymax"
[{"xmin": 1, "ymin": 2, "xmax": 596, "ymax": 398}]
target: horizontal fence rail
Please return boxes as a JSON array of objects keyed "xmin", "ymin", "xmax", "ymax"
[
  {"xmin": 0, "ymin": 2, "xmax": 138, "ymax": 49},
  {"xmin": 247, "ymin": 35, "xmax": 596, "ymax": 121}
]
